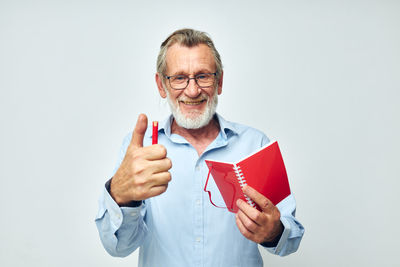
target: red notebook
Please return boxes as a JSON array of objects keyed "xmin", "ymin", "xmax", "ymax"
[{"xmin": 204, "ymin": 141, "xmax": 291, "ymax": 213}]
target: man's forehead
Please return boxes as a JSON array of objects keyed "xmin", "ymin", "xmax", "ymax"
[{"xmin": 165, "ymin": 43, "xmax": 215, "ymax": 73}]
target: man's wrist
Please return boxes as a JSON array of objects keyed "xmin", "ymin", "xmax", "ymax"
[
  {"xmin": 105, "ymin": 178, "xmax": 142, "ymax": 208},
  {"xmin": 260, "ymin": 221, "xmax": 284, "ymax": 248}
]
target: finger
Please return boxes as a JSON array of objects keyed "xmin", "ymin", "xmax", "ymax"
[
  {"xmin": 236, "ymin": 198, "xmax": 263, "ymax": 226},
  {"xmin": 131, "ymin": 114, "xmax": 148, "ymax": 148},
  {"xmin": 235, "ymin": 213, "xmax": 256, "ymax": 242},
  {"xmin": 236, "ymin": 209, "xmax": 258, "ymax": 233},
  {"xmin": 243, "ymin": 185, "xmax": 274, "ymax": 213},
  {"xmin": 141, "ymin": 144, "xmax": 168, "ymax": 161},
  {"xmin": 149, "ymin": 171, "xmax": 172, "ymax": 187},
  {"xmin": 149, "ymin": 157, "xmax": 172, "ymax": 173},
  {"xmin": 148, "ymin": 184, "xmax": 169, "ymax": 197}
]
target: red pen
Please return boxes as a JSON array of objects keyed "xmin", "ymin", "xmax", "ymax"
[{"xmin": 152, "ymin": 121, "xmax": 158, "ymax": 144}]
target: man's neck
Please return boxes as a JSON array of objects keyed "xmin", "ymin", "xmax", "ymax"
[{"xmin": 171, "ymin": 116, "xmax": 220, "ymax": 156}]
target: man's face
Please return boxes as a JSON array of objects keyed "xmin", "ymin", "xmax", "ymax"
[{"xmin": 156, "ymin": 44, "xmax": 223, "ymax": 129}]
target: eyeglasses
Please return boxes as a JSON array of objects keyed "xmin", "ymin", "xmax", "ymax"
[{"xmin": 164, "ymin": 72, "xmax": 217, "ymax": 90}]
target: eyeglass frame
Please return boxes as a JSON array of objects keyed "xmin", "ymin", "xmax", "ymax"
[{"xmin": 163, "ymin": 72, "xmax": 217, "ymax": 90}]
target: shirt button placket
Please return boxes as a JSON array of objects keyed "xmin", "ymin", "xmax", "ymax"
[{"xmin": 193, "ymin": 162, "xmax": 203, "ymax": 267}]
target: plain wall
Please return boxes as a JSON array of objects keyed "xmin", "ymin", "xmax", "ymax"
[{"xmin": 1, "ymin": 0, "xmax": 399, "ymax": 266}]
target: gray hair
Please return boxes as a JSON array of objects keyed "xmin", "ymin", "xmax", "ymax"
[{"xmin": 156, "ymin": 28, "xmax": 223, "ymax": 81}]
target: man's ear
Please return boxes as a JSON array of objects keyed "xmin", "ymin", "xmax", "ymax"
[
  {"xmin": 217, "ymin": 71, "xmax": 223, "ymax": 95},
  {"xmin": 155, "ymin": 73, "xmax": 167, "ymax": 98}
]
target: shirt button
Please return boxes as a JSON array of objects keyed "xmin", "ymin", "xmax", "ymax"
[
  {"xmin": 195, "ymin": 166, "xmax": 200, "ymax": 171},
  {"xmin": 130, "ymin": 212, "xmax": 137, "ymax": 216},
  {"xmin": 196, "ymin": 199, "xmax": 201, "ymax": 205},
  {"xmin": 196, "ymin": 237, "xmax": 201, "ymax": 242}
]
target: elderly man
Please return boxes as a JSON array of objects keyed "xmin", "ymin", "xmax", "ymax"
[{"xmin": 96, "ymin": 28, "xmax": 304, "ymax": 266}]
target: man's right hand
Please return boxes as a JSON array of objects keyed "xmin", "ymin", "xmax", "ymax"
[{"xmin": 110, "ymin": 114, "xmax": 172, "ymax": 205}]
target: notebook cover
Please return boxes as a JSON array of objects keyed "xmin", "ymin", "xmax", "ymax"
[
  {"xmin": 205, "ymin": 141, "xmax": 291, "ymax": 213},
  {"xmin": 204, "ymin": 161, "xmax": 246, "ymax": 212}
]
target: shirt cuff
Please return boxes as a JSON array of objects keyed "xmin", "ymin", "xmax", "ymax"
[
  {"xmin": 105, "ymin": 178, "xmax": 142, "ymax": 208},
  {"xmin": 262, "ymin": 216, "xmax": 292, "ymax": 255},
  {"xmin": 102, "ymin": 180, "xmax": 143, "ymax": 231}
]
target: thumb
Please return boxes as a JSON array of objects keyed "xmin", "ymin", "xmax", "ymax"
[
  {"xmin": 243, "ymin": 185, "xmax": 274, "ymax": 213},
  {"xmin": 131, "ymin": 113, "xmax": 148, "ymax": 148}
]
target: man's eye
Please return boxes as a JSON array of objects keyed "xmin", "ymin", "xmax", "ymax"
[
  {"xmin": 197, "ymin": 74, "xmax": 207, "ymax": 80},
  {"xmin": 172, "ymin": 76, "xmax": 187, "ymax": 81}
]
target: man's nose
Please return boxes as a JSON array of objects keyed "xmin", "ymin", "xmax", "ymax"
[{"xmin": 184, "ymin": 78, "xmax": 201, "ymax": 97}]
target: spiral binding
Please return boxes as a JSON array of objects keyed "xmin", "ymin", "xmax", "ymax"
[{"xmin": 233, "ymin": 164, "xmax": 256, "ymax": 208}]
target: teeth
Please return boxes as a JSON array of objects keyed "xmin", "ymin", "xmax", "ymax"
[{"xmin": 181, "ymin": 100, "xmax": 204, "ymax": 105}]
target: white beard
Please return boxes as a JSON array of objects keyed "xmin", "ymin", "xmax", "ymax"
[{"xmin": 165, "ymin": 88, "xmax": 218, "ymax": 129}]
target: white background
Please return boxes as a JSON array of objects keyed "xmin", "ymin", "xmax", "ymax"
[{"xmin": 1, "ymin": 0, "xmax": 399, "ymax": 266}]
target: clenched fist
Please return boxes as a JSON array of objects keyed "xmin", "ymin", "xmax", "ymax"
[{"xmin": 110, "ymin": 114, "xmax": 172, "ymax": 205}]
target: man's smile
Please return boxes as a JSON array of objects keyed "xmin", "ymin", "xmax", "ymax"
[{"xmin": 179, "ymin": 99, "xmax": 207, "ymax": 105}]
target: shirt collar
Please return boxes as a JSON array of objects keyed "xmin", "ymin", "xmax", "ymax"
[{"xmin": 157, "ymin": 113, "xmax": 239, "ymax": 141}]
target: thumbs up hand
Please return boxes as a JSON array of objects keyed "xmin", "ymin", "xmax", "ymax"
[{"xmin": 110, "ymin": 114, "xmax": 172, "ymax": 205}]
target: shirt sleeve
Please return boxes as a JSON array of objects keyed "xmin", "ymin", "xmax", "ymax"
[
  {"xmin": 259, "ymin": 133, "xmax": 305, "ymax": 256},
  {"xmin": 261, "ymin": 194, "xmax": 305, "ymax": 256},
  {"xmin": 95, "ymin": 185, "xmax": 149, "ymax": 257},
  {"xmin": 94, "ymin": 133, "xmax": 149, "ymax": 257}
]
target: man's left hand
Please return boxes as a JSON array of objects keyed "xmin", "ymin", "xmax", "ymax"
[{"xmin": 235, "ymin": 185, "xmax": 283, "ymax": 244}]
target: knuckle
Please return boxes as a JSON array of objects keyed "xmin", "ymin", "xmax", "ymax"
[
  {"xmin": 131, "ymin": 163, "xmax": 145, "ymax": 174},
  {"xmin": 250, "ymin": 223, "xmax": 258, "ymax": 232},
  {"xmin": 244, "ymin": 220, "xmax": 254, "ymax": 230},
  {"xmin": 130, "ymin": 155, "xmax": 143, "ymax": 165},
  {"xmin": 166, "ymin": 172, "xmax": 172, "ymax": 182},
  {"xmin": 133, "ymin": 176, "xmax": 146, "ymax": 187},
  {"xmin": 260, "ymin": 199, "xmax": 269, "ymax": 210},
  {"xmin": 161, "ymin": 185, "xmax": 168, "ymax": 193},
  {"xmin": 156, "ymin": 145, "xmax": 167, "ymax": 157},
  {"xmin": 165, "ymin": 157, "xmax": 172, "ymax": 169}
]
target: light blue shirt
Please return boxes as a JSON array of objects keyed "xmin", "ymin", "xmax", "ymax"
[{"xmin": 95, "ymin": 114, "xmax": 304, "ymax": 267}]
